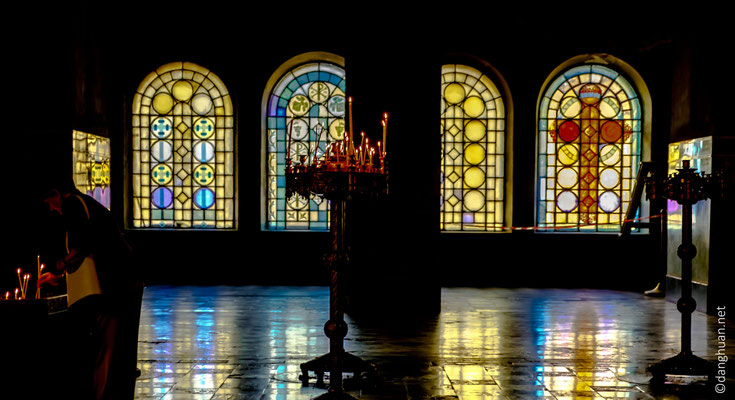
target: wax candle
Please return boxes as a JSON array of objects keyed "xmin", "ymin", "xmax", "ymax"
[
  {"xmin": 348, "ymin": 97, "xmax": 355, "ymax": 156},
  {"xmin": 286, "ymin": 117, "xmax": 294, "ymax": 167}
]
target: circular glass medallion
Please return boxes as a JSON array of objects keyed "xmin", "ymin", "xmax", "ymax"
[
  {"xmin": 599, "ymin": 97, "xmax": 621, "ymax": 118},
  {"xmin": 327, "ymin": 95, "xmax": 346, "ymax": 117},
  {"xmin": 329, "ymin": 119, "xmax": 345, "ymax": 141},
  {"xmin": 151, "ymin": 117, "xmax": 172, "ymax": 139},
  {"xmin": 601, "ymin": 120, "xmax": 623, "ymax": 143},
  {"xmin": 464, "ymin": 143, "xmax": 486, "ymax": 165},
  {"xmin": 558, "ymin": 120, "xmax": 580, "ymax": 142},
  {"xmin": 464, "ymin": 167, "xmax": 485, "ymax": 189},
  {"xmin": 560, "ymin": 95, "xmax": 582, "ymax": 118},
  {"xmin": 289, "ymin": 94, "xmax": 310, "ymax": 116},
  {"xmin": 308, "ymin": 82, "xmax": 330, "ymax": 103},
  {"xmin": 556, "ymin": 191, "xmax": 578, "ymax": 212},
  {"xmin": 599, "ymin": 144, "xmax": 621, "ymax": 165},
  {"xmin": 151, "ymin": 187, "xmax": 173, "ymax": 209},
  {"xmin": 193, "ymin": 117, "xmax": 215, "ymax": 139},
  {"xmin": 151, "ymin": 140, "xmax": 173, "ymax": 162},
  {"xmin": 599, "ymin": 191, "xmax": 621, "ymax": 212},
  {"xmin": 194, "ymin": 164, "xmax": 215, "ymax": 186},
  {"xmin": 558, "ymin": 144, "xmax": 579, "ymax": 165},
  {"xmin": 463, "ymin": 96, "xmax": 485, "ymax": 118},
  {"xmin": 152, "ymin": 93, "xmax": 174, "ymax": 114},
  {"xmin": 191, "ymin": 93, "xmax": 214, "ymax": 115},
  {"xmin": 444, "ymin": 83, "xmax": 466, "ymax": 104},
  {"xmin": 172, "ymin": 80, "xmax": 193, "ymax": 101},
  {"xmin": 579, "ymin": 84, "xmax": 602, "ymax": 105},
  {"xmin": 290, "ymin": 118, "xmax": 309, "ymax": 140},
  {"xmin": 193, "ymin": 141, "xmax": 215, "ymax": 163},
  {"xmin": 194, "ymin": 188, "xmax": 215, "ymax": 210},
  {"xmin": 599, "ymin": 168, "xmax": 620, "ymax": 189},
  {"xmin": 557, "ymin": 168, "xmax": 578, "ymax": 189},
  {"xmin": 151, "ymin": 164, "xmax": 173, "ymax": 185},
  {"xmin": 464, "ymin": 120, "xmax": 486, "ymax": 142},
  {"xmin": 463, "ymin": 190, "xmax": 485, "ymax": 212}
]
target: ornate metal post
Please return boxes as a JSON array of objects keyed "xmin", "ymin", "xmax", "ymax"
[
  {"xmin": 287, "ymin": 168, "xmax": 384, "ymax": 399},
  {"xmin": 645, "ymin": 159, "xmax": 725, "ymax": 385}
]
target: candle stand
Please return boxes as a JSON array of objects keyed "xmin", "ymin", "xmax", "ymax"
[
  {"xmin": 287, "ymin": 162, "xmax": 386, "ymax": 399},
  {"xmin": 645, "ymin": 160, "xmax": 725, "ymax": 385}
]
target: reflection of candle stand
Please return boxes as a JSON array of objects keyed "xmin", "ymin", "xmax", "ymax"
[
  {"xmin": 645, "ymin": 160, "xmax": 725, "ymax": 386},
  {"xmin": 286, "ymin": 105, "xmax": 387, "ymax": 398}
]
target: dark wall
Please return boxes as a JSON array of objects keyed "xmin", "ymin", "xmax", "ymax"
[{"xmin": 4, "ymin": 7, "xmax": 728, "ymax": 315}]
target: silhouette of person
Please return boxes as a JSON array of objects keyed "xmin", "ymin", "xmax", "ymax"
[{"xmin": 39, "ymin": 174, "xmax": 143, "ymax": 399}]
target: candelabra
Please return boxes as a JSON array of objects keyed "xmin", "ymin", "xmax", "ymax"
[
  {"xmin": 285, "ymin": 106, "xmax": 388, "ymax": 398},
  {"xmin": 645, "ymin": 159, "xmax": 725, "ymax": 385}
]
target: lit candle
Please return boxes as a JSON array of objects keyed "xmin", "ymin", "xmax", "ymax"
[
  {"xmin": 286, "ymin": 116, "xmax": 294, "ymax": 168},
  {"xmin": 14, "ymin": 288, "xmax": 19, "ymax": 300},
  {"xmin": 4, "ymin": 291, "xmax": 9, "ymax": 300},
  {"xmin": 17, "ymin": 268, "xmax": 23, "ymax": 297},
  {"xmin": 382, "ymin": 113, "xmax": 388, "ymax": 156},
  {"xmin": 348, "ymin": 97, "xmax": 355, "ymax": 156}
]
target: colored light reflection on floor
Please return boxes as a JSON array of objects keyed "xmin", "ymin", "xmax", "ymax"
[{"xmin": 134, "ymin": 286, "xmax": 734, "ymax": 399}]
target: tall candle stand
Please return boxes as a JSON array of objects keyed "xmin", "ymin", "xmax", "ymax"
[
  {"xmin": 645, "ymin": 159, "xmax": 725, "ymax": 385},
  {"xmin": 286, "ymin": 137, "xmax": 387, "ymax": 398}
]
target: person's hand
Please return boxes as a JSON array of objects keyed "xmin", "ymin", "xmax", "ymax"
[{"xmin": 38, "ymin": 272, "xmax": 63, "ymax": 287}]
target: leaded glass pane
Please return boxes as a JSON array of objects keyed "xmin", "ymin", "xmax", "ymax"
[
  {"xmin": 72, "ymin": 130, "xmax": 111, "ymax": 209},
  {"xmin": 441, "ymin": 64, "xmax": 506, "ymax": 232},
  {"xmin": 265, "ymin": 62, "xmax": 346, "ymax": 231},
  {"xmin": 537, "ymin": 65, "xmax": 641, "ymax": 232},
  {"xmin": 132, "ymin": 62, "xmax": 235, "ymax": 229}
]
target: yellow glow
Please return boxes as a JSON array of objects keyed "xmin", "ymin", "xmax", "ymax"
[
  {"xmin": 152, "ymin": 93, "xmax": 174, "ymax": 114},
  {"xmin": 464, "ymin": 143, "xmax": 486, "ymax": 165},
  {"xmin": 463, "ymin": 96, "xmax": 485, "ymax": 118},
  {"xmin": 464, "ymin": 120, "xmax": 486, "ymax": 142},
  {"xmin": 463, "ymin": 190, "xmax": 484, "ymax": 211},
  {"xmin": 464, "ymin": 167, "xmax": 485, "ymax": 189},
  {"xmin": 444, "ymin": 83, "xmax": 466, "ymax": 104},
  {"xmin": 172, "ymin": 80, "xmax": 194, "ymax": 101}
]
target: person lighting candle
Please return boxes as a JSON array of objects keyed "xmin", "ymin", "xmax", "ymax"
[{"xmin": 38, "ymin": 173, "xmax": 144, "ymax": 399}]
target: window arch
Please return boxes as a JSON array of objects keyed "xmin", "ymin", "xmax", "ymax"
[
  {"xmin": 441, "ymin": 63, "xmax": 509, "ymax": 231},
  {"xmin": 131, "ymin": 62, "xmax": 235, "ymax": 229},
  {"xmin": 536, "ymin": 57, "xmax": 649, "ymax": 232},
  {"xmin": 262, "ymin": 53, "xmax": 346, "ymax": 230}
]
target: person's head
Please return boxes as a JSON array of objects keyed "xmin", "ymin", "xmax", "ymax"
[{"xmin": 41, "ymin": 174, "xmax": 80, "ymax": 214}]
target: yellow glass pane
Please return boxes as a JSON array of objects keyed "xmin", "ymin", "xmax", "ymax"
[
  {"xmin": 172, "ymin": 80, "xmax": 193, "ymax": 101},
  {"xmin": 464, "ymin": 144, "xmax": 486, "ymax": 165},
  {"xmin": 153, "ymin": 93, "xmax": 174, "ymax": 114},
  {"xmin": 464, "ymin": 120, "xmax": 486, "ymax": 142},
  {"xmin": 464, "ymin": 167, "xmax": 485, "ymax": 189},
  {"xmin": 463, "ymin": 96, "xmax": 485, "ymax": 118},
  {"xmin": 444, "ymin": 83, "xmax": 466, "ymax": 104},
  {"xmin": 464, "ymin": 190, "xmax": 485, "ymax": 212}
]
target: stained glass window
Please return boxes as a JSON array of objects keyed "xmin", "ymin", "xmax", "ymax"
[
  {"xmin": 265, "ymin": 61, "xmax": 346, "ymax": 230},
  {"xmin": 132, "ymin": 62, "xmax": 235, "ymax": 229},
  {"xmin": 441, "ymin": 64, "xmax": 506, "ymax": 231},
  {"xmin": 72, "ymin": 130, "xmax": 111, "ymax": 209},
  {"xmin": 537, "ymin": 64, "xmax": 642, "ymax": 232}
]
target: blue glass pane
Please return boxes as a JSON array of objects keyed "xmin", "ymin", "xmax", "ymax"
[
  {"xmin": 591, "ymin": 64, "xmax": 618, "ymax": 79},
  {"xmin": 564, "ymin": 65, "xmax": 591, "ymax": 79}
]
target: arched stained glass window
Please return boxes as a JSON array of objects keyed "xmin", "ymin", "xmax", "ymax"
[
  {"xmin": 132, "ymin": 62, "xmax": 235, "ymax": 229},
  {"xmin": 264, "ymin": 60, "xmax": 346, "ymax": 230},
  {"xmin": 441, "ymin": 64, "xmax": 506, "ymax": 231},
  {"xmin": 537, "ymin": 63, "xmax": 642, "ymax": 232}
]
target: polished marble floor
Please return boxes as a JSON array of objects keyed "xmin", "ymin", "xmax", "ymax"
[{"xmin": 133, "ymin": 286, "xmax": 734, "ymax": 399}]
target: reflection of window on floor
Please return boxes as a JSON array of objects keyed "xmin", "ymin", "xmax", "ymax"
[{"xmin": 72, "ymin": 130, "xmax": 111, "ymax": 209}]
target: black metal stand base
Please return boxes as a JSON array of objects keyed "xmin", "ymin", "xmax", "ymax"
[
  {"xmin": 299, "ymin": 350, "xmax": 377, "ymax": 388},
  {"xmin": 649, "ymin": 352, "xmax": 714, "ymax": 386}
]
